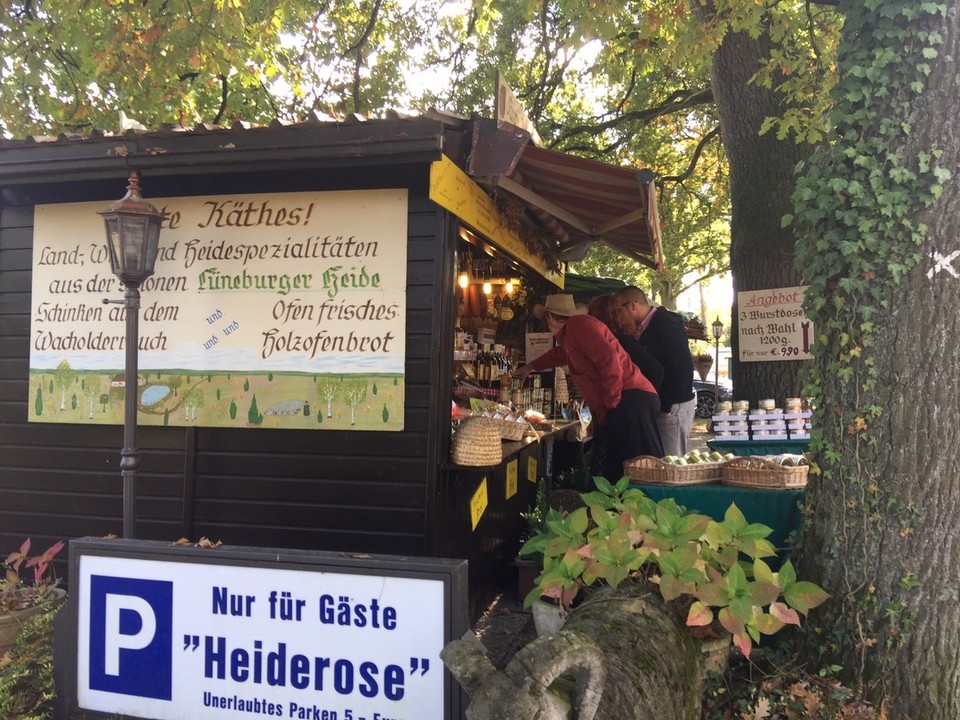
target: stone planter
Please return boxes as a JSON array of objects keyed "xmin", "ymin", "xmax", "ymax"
[
  {"xmin": 693, "ymin": 356, "xmax": 714, "ymax": 381},
  {"xmin": 0, "ymin": 588, "xmax": 66, "ymax": 658}
]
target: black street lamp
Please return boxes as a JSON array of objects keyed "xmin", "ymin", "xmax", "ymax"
[
  {"xmin": 99, "ymin": 172, "xmax": 163, "ymax": 539},
  {"xmin": 712, "ymin": 317, "xmax": 724, "ymax": 414}
]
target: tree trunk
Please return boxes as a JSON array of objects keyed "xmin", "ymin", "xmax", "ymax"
[
  {"xmin": 442, "ymin": 584, "xmax": 703, "ymax": 720},
  {"xmin": 798, "ymin": 4, "xmax": 960, "ymax": 717},
  {"xmin": 692, "ymin": 6, "xmax": 813, "ymax": 404}
]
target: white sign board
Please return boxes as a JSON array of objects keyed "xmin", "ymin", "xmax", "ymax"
[
  {"xmin": 737, "ymin": 286, "xmax": 814, "ymax": 362},
  {"xmin": 29, "ymin": 189, "xmax": 408, "ymax": 430},
  {"xmin": 69, "ymin": 541, "xmax": 466, "ymax": 720},
  {"xmin": 524, "ymin": 332, "xmax": 553, "ymax": 364}
]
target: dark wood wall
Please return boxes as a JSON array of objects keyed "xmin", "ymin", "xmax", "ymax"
[{"xmin": 0, "ymin": 164, "xmax": 453, "ymax": 575}]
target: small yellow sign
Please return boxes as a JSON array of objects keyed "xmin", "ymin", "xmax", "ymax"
[
  {"xmin": 506, "ymin": 460, "xmax": 518, "ymax": 499},
  {"xmin": 470, "ymin": 478, "xmax": 489, "ymax": 531},
  {"xmin": 527, "ymin": 456, "xmax": 538, "ymax": 483}
]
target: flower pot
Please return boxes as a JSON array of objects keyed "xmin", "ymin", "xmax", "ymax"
[
  {"xmin": 531, "ymin": 598, "xmax": 566, "ymax": 636},
  {"xmin": 693, "ymin": 356, "xmax": 714, "ymax": 381},
  {"xmin": 513, "ymin": 557, "xmax": 538, "ymax": 601},
  {"xmin": 0, "ymin": 588, "xmax": 66, "ymax": 659}
]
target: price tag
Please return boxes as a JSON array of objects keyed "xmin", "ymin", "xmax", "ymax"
[
  {"xmin": 505, "ymin": 460, "xmax": 518, "ymax": 499},
  {"xmin": 527, "ymin": 456, "xmax": 538, "ymax": 483},
  {"xmin": 470, "ymin": 478, "xmax": 488, "ymax": 531}
]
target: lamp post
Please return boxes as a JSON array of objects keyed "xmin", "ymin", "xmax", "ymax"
[
  {"xmin": 712, "ymin": 317, "xmax": 724, "ymax": 414},
  {"xmin": 99, "ymin": 171, "xmax": 163, "ymax": 539}
]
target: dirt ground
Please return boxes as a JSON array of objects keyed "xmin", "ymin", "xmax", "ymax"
[{"xmin": 469, "ymin": 584, "xmax": 538, "ymax": 670}]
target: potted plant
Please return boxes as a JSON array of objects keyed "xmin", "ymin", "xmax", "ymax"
[
  {"xmin": 514, "ymin": 479, "xmax": 548, "ymax": 600},
  {"xmin": 0, "ymin": 538, "xmax": 66, "ymax": 659},
  {"xmin": 693, "ymin": 351, "xmax": 714, "ymax": 381},
  {"xmin": 518, "ymin": 476, "xmax": 828, "ymax": 660}
]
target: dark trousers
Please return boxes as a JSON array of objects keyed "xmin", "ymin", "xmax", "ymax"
[{"xmin": 599, "ymin": 389, "xmax": 664, "ymax": 481}]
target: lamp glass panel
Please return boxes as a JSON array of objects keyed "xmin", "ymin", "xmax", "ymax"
[
  {"xmin": 144, "ymin": 220, "xmax": 162, "ymax": 276},
  {"xmin": 103, "ymin": 217, "xmax": 124, "ymax": 277},
  {"xmin": 120, "ymin": 216, "xmax": 146, "ymax": 275}
]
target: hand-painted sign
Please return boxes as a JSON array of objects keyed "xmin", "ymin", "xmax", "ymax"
[
  {"xmin": 29, "ymin": 189, "xmax": 407, "ymax": 430},
  {"xmin": 67, "ymin": 539, "xmax": 467, "ymax": 720},
  {"xmin": 470, "ymin": 478, "xmax": 488, "ymax": 531},
  {"xmin": 505, "ymin": 460, "xmax": 518, "ymax": 499},
  {"xmin": 737, "ymin": 286, "xmax": 814, "ymax": 362}
]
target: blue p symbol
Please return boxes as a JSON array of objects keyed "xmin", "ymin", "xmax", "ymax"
[{"xmin": 89, "ymin": 575, "xmax": 173, "ymax": 700}]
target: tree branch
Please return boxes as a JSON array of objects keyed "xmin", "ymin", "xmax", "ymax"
[
  {"xmin": 213, "ymin": 74, "xmax": 228, "ymax": 125},
  {"xmin": 343, "ymin": 0, "xmax": 383, "ymax": 55},
  {"xmin": 658, "ymin": 125, "xmax": 722, "ymax": 185},
  {"xmin": 554, "ymin": 86, "xmax": 714, "ymax": 142}
]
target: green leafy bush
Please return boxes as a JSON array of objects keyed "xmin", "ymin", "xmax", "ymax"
[{"xmin": 520, "ymin": 476, "xmax": 828, "ymax": 657}]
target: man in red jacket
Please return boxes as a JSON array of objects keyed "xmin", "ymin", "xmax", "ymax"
[{"xmin": 513, "ymin": 294, "xmax": 663, "ymax": 480}]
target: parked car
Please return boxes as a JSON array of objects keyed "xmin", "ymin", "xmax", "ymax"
[{"xmin": 692, "ymin": 379, "xmax": 733, "ymax": 419}]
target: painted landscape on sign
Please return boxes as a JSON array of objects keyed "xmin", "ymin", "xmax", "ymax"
[{"xmin": 28, "ymin": 365, "xmax": 404, "ymax": 430}]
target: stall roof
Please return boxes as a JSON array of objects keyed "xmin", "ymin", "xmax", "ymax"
[
  {"xmin": 0, "ymin": 110, "xmax": 663, "ymax": 271},
  {"xmin": 466, "ymin": 119, "xmax": 663, "ymax": 271},
  {"xmin": 507, "ymin": 145, "xmax": 662, "ymax": 271}
]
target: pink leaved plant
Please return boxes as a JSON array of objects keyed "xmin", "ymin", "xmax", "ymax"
[{"xmin": 1, "ymin": 538, "xmax": 65, "ymax": 613}]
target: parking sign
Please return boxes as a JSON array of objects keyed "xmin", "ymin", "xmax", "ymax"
[{"xmin": 67, "ymin": 539, "xmax": 468, "ymax": 720}]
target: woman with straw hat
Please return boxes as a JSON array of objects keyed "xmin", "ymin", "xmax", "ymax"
[{"xmin": 512, "ymin": 293, "xmax": 663, "ymax": 480}]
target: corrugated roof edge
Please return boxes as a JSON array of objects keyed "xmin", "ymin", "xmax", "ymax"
[
  {"xmin": 0, "ymin": 109, "xmax": 471, "ymax": 185},
  {"xmin": 0, "ymin": 107, "xmax": 468, "ymax": 148}
]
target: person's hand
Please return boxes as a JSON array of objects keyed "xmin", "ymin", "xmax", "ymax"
[{"xmin": 512, "ymin": 364, "xmax": 533, "ymax": 383}]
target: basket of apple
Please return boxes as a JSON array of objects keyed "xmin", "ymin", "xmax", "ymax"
[
  {"xmin": 623, "ymin": 449, "xmax": 735, "ymax": 486},
  {"xmin": 721, "ymin": 454, "xmax": 809, "ymax": 489}
]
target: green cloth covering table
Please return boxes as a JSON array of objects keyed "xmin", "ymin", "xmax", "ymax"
[
  {"xmin": 629, "ymin": 482, "xmax": 804, "ymax": 560},
  {"xmin": 708, "ymin": 438, "xmax": 810, "ymax": 456}
]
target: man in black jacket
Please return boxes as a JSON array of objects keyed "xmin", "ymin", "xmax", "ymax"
[{"xmin": 616, "ymin": 286, "xmax": 696, "ymax": 456}]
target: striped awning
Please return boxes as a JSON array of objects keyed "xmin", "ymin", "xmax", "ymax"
[{"xmin": 492, "ymin": 143, "xmax": 664, "ymax": 271}]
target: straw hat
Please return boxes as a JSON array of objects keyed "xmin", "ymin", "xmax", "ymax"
[{"xmin": 533, "ymin": 294, "xmax": 586, "ymax": 319}]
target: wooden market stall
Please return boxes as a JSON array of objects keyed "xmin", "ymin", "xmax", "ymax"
[{"xmin": 0, "ymin": 111, "xmax": 663, "ymax": 619}]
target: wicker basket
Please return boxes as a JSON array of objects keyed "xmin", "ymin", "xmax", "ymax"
[
  {"xmin": 451, "ymin": 417, "xmax": 502, "ymax": 466},
  {"xmin": 721, "ymin": 456, "xmax": 808, "ymax": 489},
  {"xmin": 488, "ymin": 417, "xmax": 528, "ymax": 441},
  {"xmin": 623, "ymin": 455, "xmax": 722, "ymax": 486}
]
